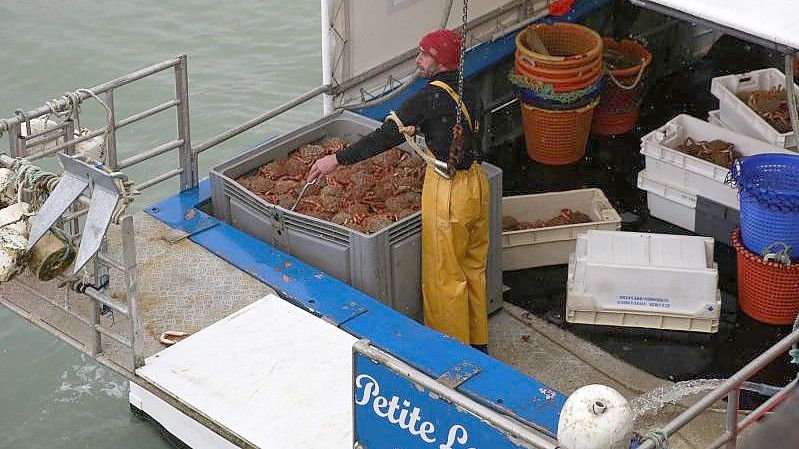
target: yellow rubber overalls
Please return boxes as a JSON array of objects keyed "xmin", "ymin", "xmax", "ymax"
[{"xmin": 420, "ymin": 80, "xmax": 490, "ymax": 346}]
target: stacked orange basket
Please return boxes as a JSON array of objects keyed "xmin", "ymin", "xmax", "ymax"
[
  {"xmin": 592, "ymin": 38, "xmax": 651, "ymax": 136},
  {"xmin": 511, "ymin": 23, "xmax": 603, "ymax": 165}
]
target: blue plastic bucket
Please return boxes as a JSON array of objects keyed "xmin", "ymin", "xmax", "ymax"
[{"xmin": 730, "ymin": 154, "xmax": 799, "ymax": 260}]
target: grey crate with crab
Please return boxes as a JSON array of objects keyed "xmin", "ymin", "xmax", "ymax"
[{"xmin": 210, "ymin": 111, "xmax": 503, "ymax": 320}]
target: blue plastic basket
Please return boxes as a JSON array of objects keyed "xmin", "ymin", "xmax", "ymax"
[{"xmin": 730, "ymin": 153, "xmax": 799, "ymax": 260}]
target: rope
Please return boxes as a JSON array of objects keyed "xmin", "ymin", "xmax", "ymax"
[
  {"xmin": 8, "ymin": 158, "xmax": 60, "ymax": 213},
  {"xmin": 762, "ymin": 242, "xmax": 792, "ymax": 265},
  {"xmin": 605, "ymin": 57, "xmax": 648, "ymax": 91},
  {"xmin": 641, "ymin": 429, "xmax": 671, "ymax": 449},
  {"xmin": 75, "ymin": 88, "xmax": 113, "ymax": 164},
  {"xmin": 385, "ymin": 111, "xmax": 451, "ymax": 180}
]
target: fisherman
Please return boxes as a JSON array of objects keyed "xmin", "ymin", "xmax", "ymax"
[{"xmin": 307, "ymin": 28, "xmax": 489, "ymax": 353}]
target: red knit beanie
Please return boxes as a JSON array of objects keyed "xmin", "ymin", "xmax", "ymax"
[{"xmin": 419, "ymin": 29, "xmax": 462, "ymax": 69}]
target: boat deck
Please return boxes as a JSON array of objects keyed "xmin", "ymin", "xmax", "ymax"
[{"xmin": 0, "ymin": 208, "xmax": 732, "ymax": 448}]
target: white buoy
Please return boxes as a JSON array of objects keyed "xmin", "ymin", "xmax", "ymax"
[
  {"xmin": 74, "ymin": 128, "xmax": 104, "ymax": 161},
  {"xmin": 0, "ymin": 168, "xmax": 12, "ymax": 206},
  {"xmin": 557, "ymin": 384, "xmax": 634, "ymax": 449}
]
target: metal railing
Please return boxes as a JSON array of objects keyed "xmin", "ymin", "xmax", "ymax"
[
  {"xmin": 0, "ymin": 56, "xmax": 330, "ymax": 370},
  {"xmin": 638, "ymin": 327, "xmax": 799, "ymax": 449}
]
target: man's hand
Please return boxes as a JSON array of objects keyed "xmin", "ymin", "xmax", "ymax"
[{"xmin": 306, "ymin": 153, "xmax": 339, "ymax": 181}]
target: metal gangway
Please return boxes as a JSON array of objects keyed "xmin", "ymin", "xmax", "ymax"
[{"xmin": 0, "ymin": 55, "xmax": 330, "ymax": 372}]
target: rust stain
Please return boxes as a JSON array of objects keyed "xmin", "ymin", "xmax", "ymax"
[
  {"xmin": 281, "ymin": 274, "xmax": 291, "ymax": 283},
  {"xmin": 184, "ymin": 209, "xmax": 196, "ymax": 220}
]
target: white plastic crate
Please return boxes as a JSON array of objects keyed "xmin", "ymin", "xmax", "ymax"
[
  {"xmin": 707, "ymin": 110, "xmax": 727, "ymax": 129},
  {"xmin": 640, "ymin": 114, "xmax": 790, "ymax": 209},
  {"xmin": 637, "ymin": 170, "xmax": 696, "ymax": 231},
  {"xmin": 566, "ymin": 230, "xmax": 721, "ymax": 333},
  {"xmin": 710, "ymin": 68, "xmax": 798, "ymax": 148},
  {"xmin": 501, "ymin": 189, "xmax": 621, "ymax": 270}
]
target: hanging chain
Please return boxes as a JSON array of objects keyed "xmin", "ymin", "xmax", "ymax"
[{"xmin": 455, "ymin": 0, "xmax": 468, "ymax": 129}]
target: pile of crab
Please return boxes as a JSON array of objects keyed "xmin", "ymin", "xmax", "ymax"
[
  {"xmin": 746, "ymin": 86, "xmax": 797, "ymax": 133},
  {"xmin": 236, "ymin": 137, "xmax": 425, "ymax": 234},
  {"xmin": 502, "ymin": 208, "xmax": 592, "ymax": 232},
  {"xmin": 676, "ymin": 137, "xmax": 740, "ymax": 168}
]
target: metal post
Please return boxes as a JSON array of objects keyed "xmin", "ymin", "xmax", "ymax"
[
  {"xmin": 104, "ymin": 90, "xmax": 119, "ymax": 170},
  {"xmin": 62, "ymin": 119, "xmax": 82, "ymax": 245},
  {"xmin": 90, "ymin": 279, "xmax": 103, "ymax": 356},
  {"xmin": 7, "ymin": 123, "xmax": 24, "ymax": 158},
  {"xmin": 120, "ymin": 215, "xmax": 142, "ymax": 369},
  {"xmin": 62, "ymin": 120, "xmax": 76, "ymax": 155},
  {"xmin": 725, "ymin": 387, "xmax": 740, "ymax": 449},
  {"xmin": 320, "ymin": 0, "xmax": 335, "ymax": 115},
  {"xmin": 785, "ymin": 52, "xmax": 799, "ymax": 152},
  {"xmin": 174, "ymin": 54, "xmax": 195, "ymax": 191}
]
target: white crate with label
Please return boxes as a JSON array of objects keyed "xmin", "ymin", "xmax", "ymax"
[{"xmin": 566, "ymin": 230, "xmax": 721, "ymax": 333}]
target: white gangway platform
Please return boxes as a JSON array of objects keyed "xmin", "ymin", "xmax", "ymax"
[{"xmin": 129, "ymin": 294, "xmax": 357, "ymax": 449}]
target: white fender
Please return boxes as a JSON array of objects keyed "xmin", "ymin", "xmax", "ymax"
[
  {"xmin": 0, "ymin": 202, "xmax": 30, "ymax": 282},
  {"xmin": 74, "ymin": 129, "xmax": 104, "ymax": 161},
  {"xmin": 0, "ymin": 168, "xmax": 12, "ymax": 206},
  {"xmin": 557, "ymin": 384, "xmax": 634, "ymax": 449}
]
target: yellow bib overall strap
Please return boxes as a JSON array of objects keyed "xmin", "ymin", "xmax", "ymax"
[{"xmin": 429, "ymin": 80, "xmax": 475, "ymax": 133}]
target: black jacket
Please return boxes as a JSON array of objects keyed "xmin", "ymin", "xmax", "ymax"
[{"xmin": 336, "ymin": 71, "xmax": 482, "ymax": 170}]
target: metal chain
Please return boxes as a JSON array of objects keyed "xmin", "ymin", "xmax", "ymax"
[{"xmin": 455, "ymin": 0, "xmax": 468, "ymax": 128}]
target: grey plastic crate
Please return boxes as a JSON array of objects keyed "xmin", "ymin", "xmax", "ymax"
[
  {"xmin": 695, "ymin": 196, "xmax": 739, "ymax": 247},
  {"xmin": 210, "ymin": 111, "xmax": 503, "ymax": 320}
]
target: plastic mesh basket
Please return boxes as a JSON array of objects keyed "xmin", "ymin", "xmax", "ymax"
[
  {"xmin": 730, "ymin": 154, "xmax": 799, "ymax": 260},
  {"xmin": 592, "ymin": 38, "xmax": 651, "ymax": 136},
  {"xmin": 732, "ymin": 228, "xmax": 799, "ymax": 325},
  {"xmin": 521, "ymin": 98, "xmax": 599, "ymax": 165},
  {"xmin": 515, "ymin": 23, "xmax": 603, "ymax": 70}
]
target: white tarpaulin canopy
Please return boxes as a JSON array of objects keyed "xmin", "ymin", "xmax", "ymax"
[{"xmin": 631, "ymin": 0, "xmax": 799, "ymax": 51}]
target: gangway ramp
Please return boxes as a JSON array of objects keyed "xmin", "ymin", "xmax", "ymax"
[{"xmin": 130, "ymin": 294, "xmax": 356, "ymax": 449}]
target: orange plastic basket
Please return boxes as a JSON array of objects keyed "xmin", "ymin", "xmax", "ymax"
[
  {"xmin": 592, "ymin": 38, "xmax": 652, "ymax": 136},
  {"xmin": 515, "ymin": 23, "xmax": 603, "ymax": 70},
  {"xmin": 514, "ymin": 49, "xmax": 603, "ymax": 80},
  {"xmin": 591, "ymin": 107, "xmax": 641, "ymax": 136},
  {"xmin": 514, "ymin": 54, "xmax": 603, "ymax": 93},
  {"xmin": 733, "ymin": 228, "xmax": 799, "ymax": 325},
  {"xmin": 521, "ymin": 98, "xmax": 599, "ymax": 165}
]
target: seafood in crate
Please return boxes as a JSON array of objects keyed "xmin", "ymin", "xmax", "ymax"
[
  {"xmin": 236, "ymin": 137, "xmax": 425, "ymax": 235},
  {"xmin": 675, "ymin": 137, "xmax": 740, "ymax": 168}
]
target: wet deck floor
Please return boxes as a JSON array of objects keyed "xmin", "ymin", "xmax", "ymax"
[{"xmin": 491, "ymin": 33, "xmax": 798, "ymax": 393}]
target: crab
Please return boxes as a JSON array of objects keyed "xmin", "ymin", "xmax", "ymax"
[{"xmin": 236, "ymin": 137, "xmax": 425, "ymax": 234}]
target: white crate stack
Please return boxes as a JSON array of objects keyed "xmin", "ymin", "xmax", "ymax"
[
  {"xmin": 710, "ymin": 68, "xmax": 798, "ymax": 149},
  {"xmin": 638, "ymin": 114, "xmax": 791, "ymax": 232},
  {"xmin": 566, "ymin": 230, "xmax": 721, "ymax": 332}
]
